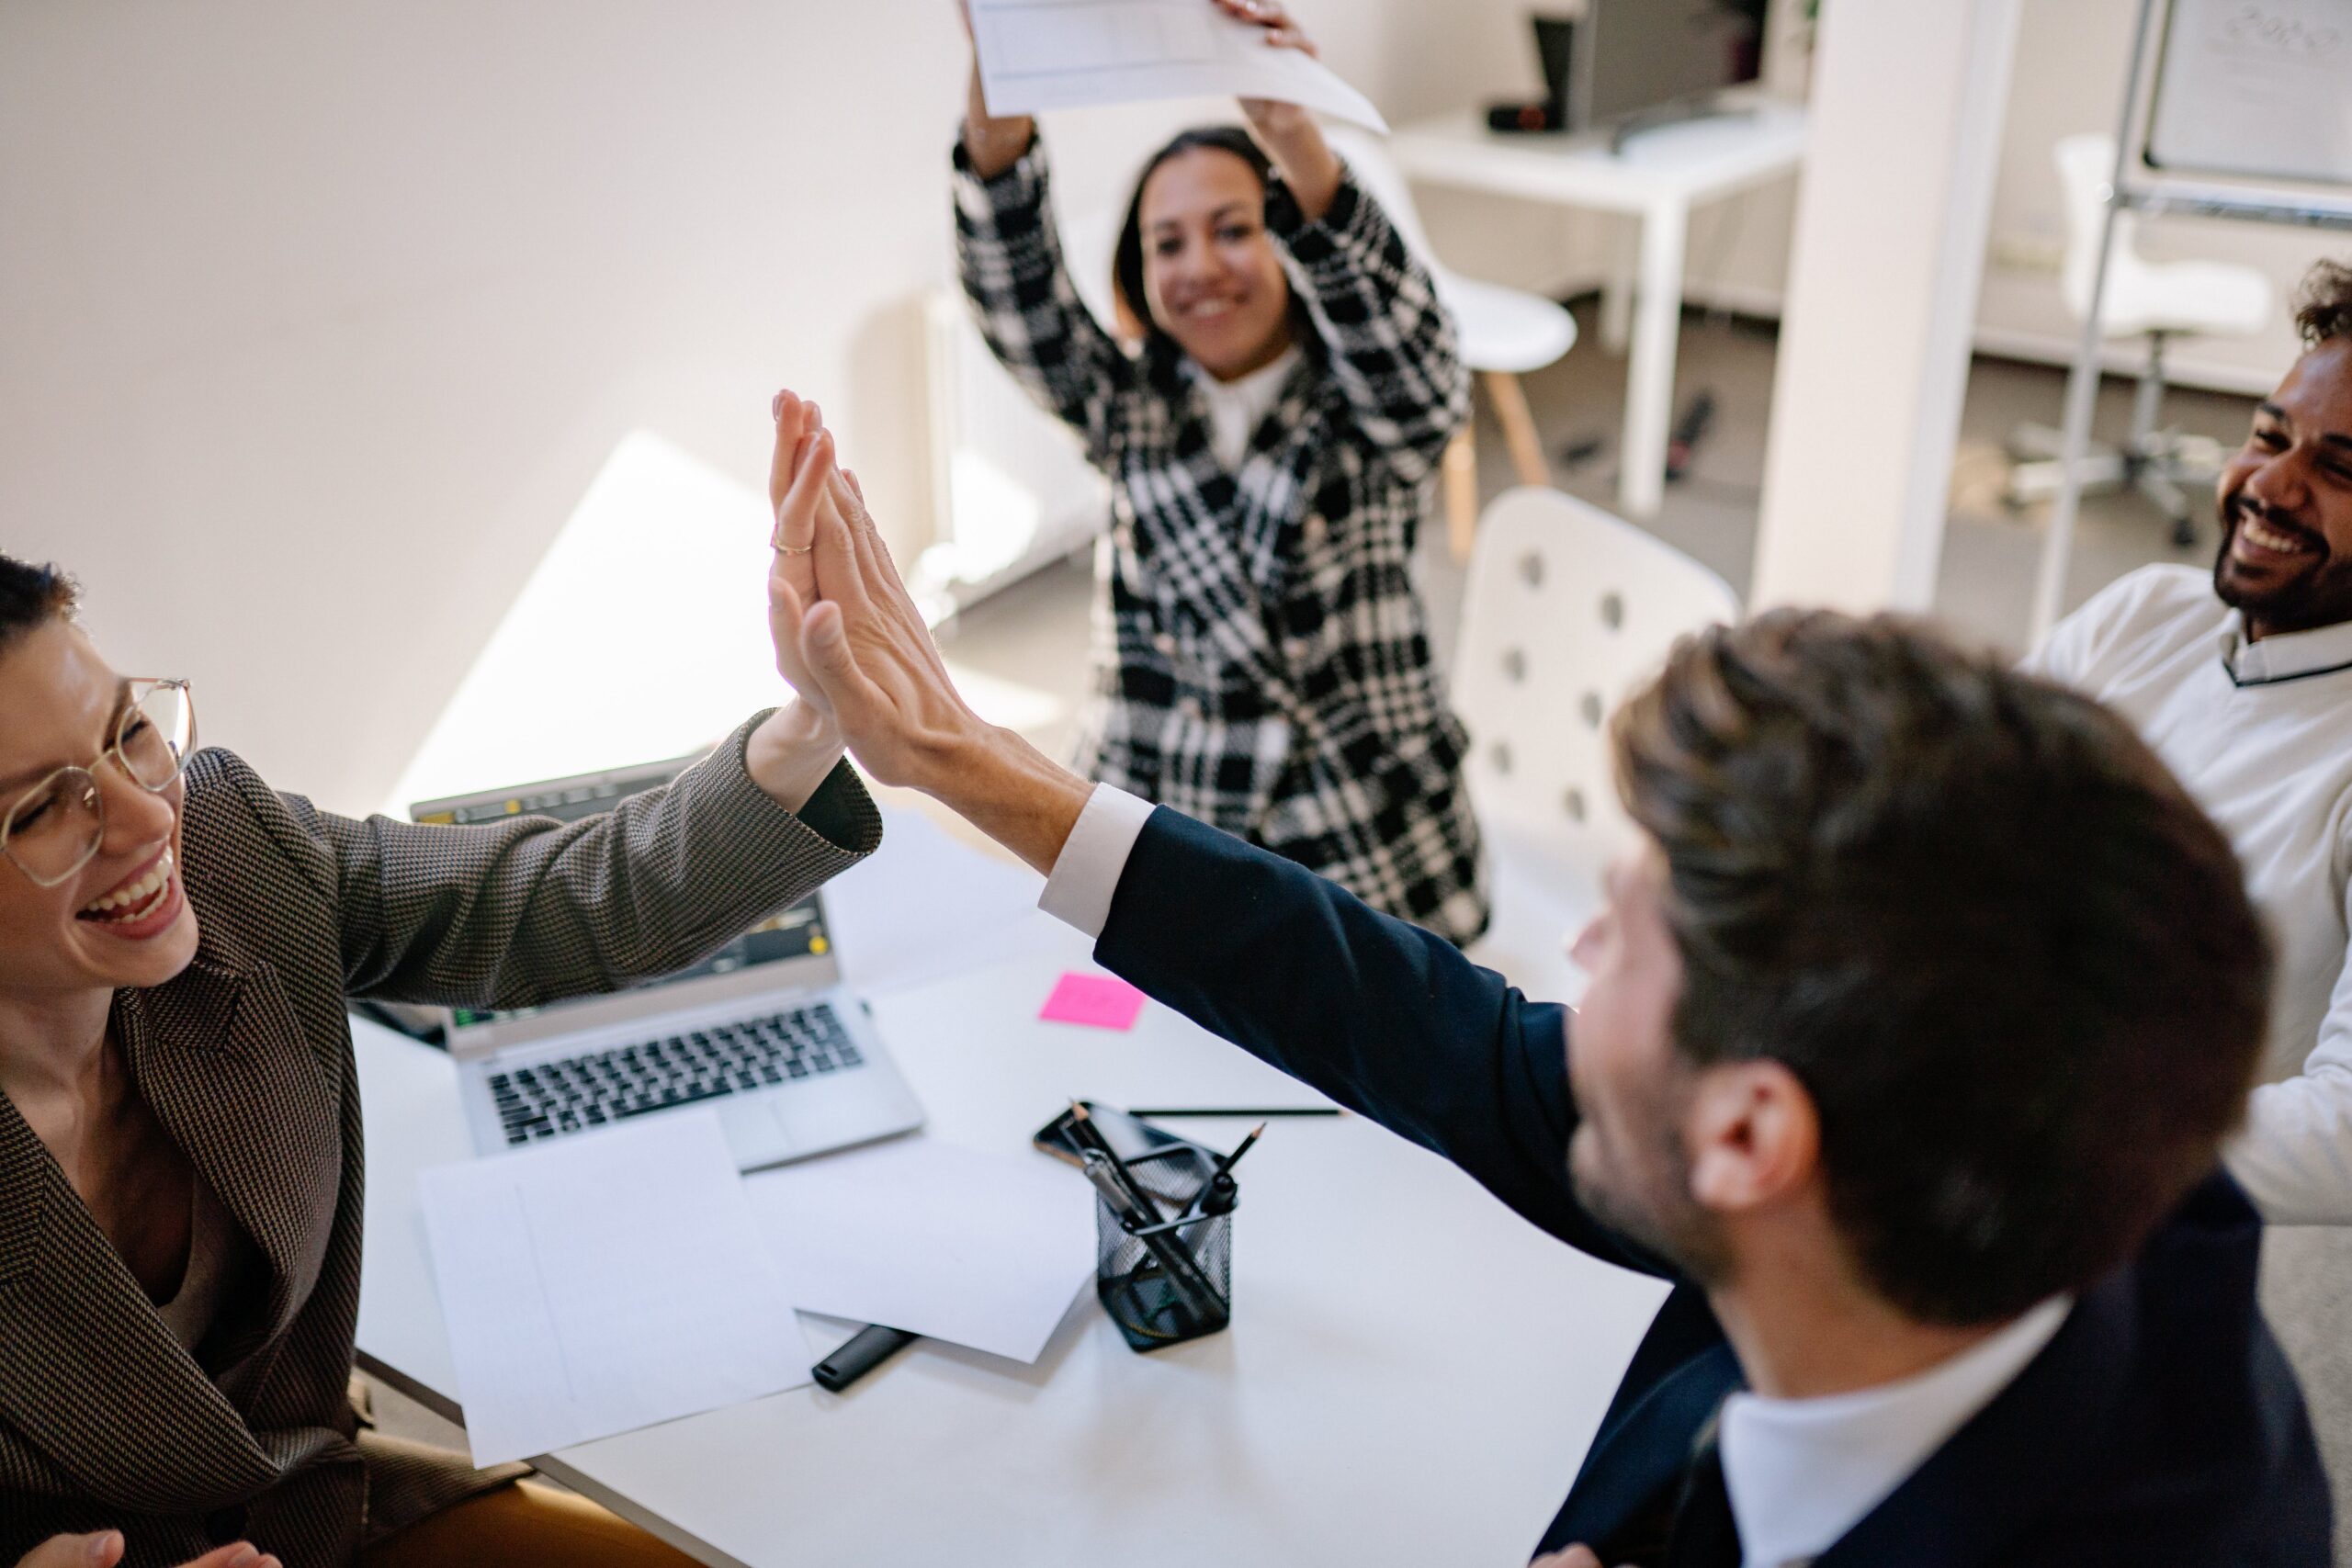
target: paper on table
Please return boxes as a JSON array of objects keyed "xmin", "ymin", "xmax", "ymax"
[
  {"xmin": 823, "ymin": 804, "xmax": 1060, "ymax": 997},
  {"xmin": 418, "ymin": 1111, "xmax": 811, "ymax": 1465},
  {"xmin": 746, "ymin": 1138, "xmax": 1095, "ymax": 1364},
  {"xmin": 1040, "ymin": 971, "xmax": 1148, "ymax": 1030},
  {"xmin": 970, "ymin": 0, "xmax": 1388, "ymax": 132}
]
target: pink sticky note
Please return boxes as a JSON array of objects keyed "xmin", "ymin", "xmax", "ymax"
[{"xmin": 1040, "ymin": 972, "xmax": 1148, "ymax": 1031}]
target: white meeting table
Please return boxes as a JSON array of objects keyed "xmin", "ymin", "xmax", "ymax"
[
  {"xmin": 355, "ymin": 911, "xmax": 1669, "ymax": 1566},
  {"xmin": 1390, "ymin": 100, "xmax": 1807, "ymax": 520}
]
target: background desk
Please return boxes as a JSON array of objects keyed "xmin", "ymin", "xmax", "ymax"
[
  {"xmin": 1390, "ymin": 103, "xmax": 1807, "ymax": 521},
  {"xmin": 354, "ymin": 915, "xmax": 1669, "ymax": 1566}
]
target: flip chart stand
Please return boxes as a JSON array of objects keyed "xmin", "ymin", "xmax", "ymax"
[{"xmin": 2027, "ymin": 0, "xmax": 2352, "ymax": 645}]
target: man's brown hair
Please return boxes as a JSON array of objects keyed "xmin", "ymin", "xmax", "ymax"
[{"xmin": 1611, "ymin": 610, "xmax": 2269, "ymax": 1325}]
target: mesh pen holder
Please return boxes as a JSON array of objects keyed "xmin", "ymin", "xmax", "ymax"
[{"xmin": 1094, "ymin": 1144, "xmax": 1233, "ymax": 1352}]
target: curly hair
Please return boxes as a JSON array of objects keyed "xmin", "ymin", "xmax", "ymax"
[
  {"xmin": 1611, "ymin": 610, "xmax": 2269, "ymax": 1325},
  {"xmin": 0, "ymin": 555, "xmax": 76, "ymax": 652},
  {"xmin": 2293, "ymin": 258, "xmax": 2352, "ymax": 348}
]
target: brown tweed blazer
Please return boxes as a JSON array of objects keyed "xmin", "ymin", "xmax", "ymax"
[{"xmin": 0, "ymin": 716, "xmax": 879, "ymax": 1567}]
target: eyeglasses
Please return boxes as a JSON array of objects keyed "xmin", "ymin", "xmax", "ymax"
[{"xmin": 1, "ymin": 679, "xmax": 198, "ymax": 889}]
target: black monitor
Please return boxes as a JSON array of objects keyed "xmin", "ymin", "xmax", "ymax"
[{"xmin": 1541, "ymin": 0, "xmax": 1767, "ymax": 143}]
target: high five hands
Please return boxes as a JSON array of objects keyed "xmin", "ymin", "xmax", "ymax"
[
  {"xmin": 762, "ymin": 389, "xmax": 1096, "ymax": 876},
  {"xmin": 764, "ymin": 391, "xmax": 986, "ymax": 793}
]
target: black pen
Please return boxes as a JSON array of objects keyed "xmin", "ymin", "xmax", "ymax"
[{"xmin": 1068, "ymin": 1100, "xmax": 1166, "ymax": 1223}]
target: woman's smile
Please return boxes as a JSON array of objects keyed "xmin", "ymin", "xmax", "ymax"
[{"xmin": 74, "ymin": 843, "xmax": 183, "ymax": 940}]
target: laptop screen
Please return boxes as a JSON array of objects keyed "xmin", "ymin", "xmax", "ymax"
[{"xmin": 412, "ymin": 759, "xmax": 832, "ymax": 1033}]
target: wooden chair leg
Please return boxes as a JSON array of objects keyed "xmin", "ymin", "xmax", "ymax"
[
  {"xmin": 1485, "ymin": 370, "xmax": 1551, "ymax": 490},
  {"xmin": 1444, "ymin": 429, "xmax": 1479, "ymax": 564}
]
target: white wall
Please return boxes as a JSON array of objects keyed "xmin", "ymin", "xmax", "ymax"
[
  {"xmin": 4, "ymin": 1, "xmax": 968, "ymax": 814},
  {"xmin": 1, "ymin": 0, "xmax": 1521, "ymax": 817}
]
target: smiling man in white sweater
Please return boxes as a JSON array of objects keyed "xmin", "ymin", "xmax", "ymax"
[
  {"xmin": 2030, "ymin": 260, "xmax": 2352, "ymax": 1224},
  {"xmin": 2028, "ymin": 256, "xmax": 2352, "ymax": 1546}
]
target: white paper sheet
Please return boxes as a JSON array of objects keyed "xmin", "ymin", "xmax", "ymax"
[
  {"xmin": 418, "ymin": 1111, "xmax": 811, "ymax": 1465},
  {"xmin": 970, "ymin": 0, "xmax": 1388, "ymax": 132},
  {"xmin": 823, "ymin": 805, "xmax": 1062, "ymax": 997},
  {"xmin": 746, "ymin": 1137, "xmax": 1096, "ymax": 1364}
]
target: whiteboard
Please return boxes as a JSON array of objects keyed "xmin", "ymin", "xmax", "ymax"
[{"xmin": 2147, "ymin": 0, "xmax": 2352, "ymax": 186}]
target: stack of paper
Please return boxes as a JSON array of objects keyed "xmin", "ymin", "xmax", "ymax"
[
  {"xmin": 420, "ymin": 1121, "xmax": 1102, "ymax": 1463},
  {"xmin": 746, "ymin": 1137, "xmax": 1097, "ymax": 1365},
  {"xmin": 418, "ymin": 1111, "xmax": 811, "ymax": 1464}
]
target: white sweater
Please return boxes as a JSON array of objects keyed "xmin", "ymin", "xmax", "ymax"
[{"xmin": 2030, "ymin": 564, "xmax": 2352, "ymax": 1224}]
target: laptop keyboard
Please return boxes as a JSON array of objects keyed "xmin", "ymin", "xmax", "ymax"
[{"xmin": 488, "ymin": 1000, "xmax": 864, "ymax": 1147}]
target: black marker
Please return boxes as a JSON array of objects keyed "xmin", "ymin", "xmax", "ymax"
[{"xmin": 811, "ymin": 1324, "xmax": 919, "ymax": 1393}]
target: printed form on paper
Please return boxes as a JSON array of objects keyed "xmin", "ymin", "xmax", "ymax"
[{"xmin": 971, "ymin": 0, "xmax": 1388, "ymax": 130}]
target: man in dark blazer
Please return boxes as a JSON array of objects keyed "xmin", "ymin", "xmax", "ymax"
[{"xmin": 763, "ymin": 409, "xmax": 2331, "ymax": 1562}]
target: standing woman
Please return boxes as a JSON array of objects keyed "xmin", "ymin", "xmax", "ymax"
[
  {"xmin": 954, "ymin": 0, "xmax": 1488, "ymax": 942},
  {"xmin": 0, "ymin": 395, "xmax": 875, "ymax": 1568}
]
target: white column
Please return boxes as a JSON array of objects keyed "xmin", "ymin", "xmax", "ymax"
[{"xmin": 1747, "ymin": 0, "xmax": 2022, "ymax": 613}]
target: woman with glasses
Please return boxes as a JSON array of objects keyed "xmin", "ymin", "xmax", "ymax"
[{"xmin": 0, "ymin": 426, "xmax": 873, "ymax": 1568}]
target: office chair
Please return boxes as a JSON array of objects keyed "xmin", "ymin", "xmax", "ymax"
[
  {"xmin": 1451, "ymin": 487, "xmax": 1737, "ymax": 1003},
  {"xmin": 2006, "ymin": 133, "xmax": 2272, "ymax": 547}
]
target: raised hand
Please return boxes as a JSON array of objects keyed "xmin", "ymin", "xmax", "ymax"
[
  {"xmin": 766, "ymin": 430, "xmax": 984, "ymax": 788},
  {"xmin": 957, "ymin": 0, "xmax": 1035, "ymax": 179},
  {"xmin": 1209, "ymin": 0, "xmax": 1340, "ymax": 220},
  {"xmin": 759, "ymin": 392, "xmax": 1094, "ymax": 874},
  {"xmin": 729, "ymin": 389, "xmax": 850, "ymax": 815},
  {"xmin": 1215, "ymin": 0, "xmax": 1320, "ymax": 62},
  {"xmin": 767, "ymin": 389, "xmax": 827, "ymax": 701},
  {"xmin": 1215, "ymin": 0, "xmax": 1318, "ymax": 129}
]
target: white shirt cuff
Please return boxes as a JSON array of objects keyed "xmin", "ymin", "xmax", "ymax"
[{"xmin": 1038, "ymin": 784, "xmax": 1156, "ymax": 940}]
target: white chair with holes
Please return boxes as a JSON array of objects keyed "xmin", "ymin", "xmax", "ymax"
[
  {"xmin": 1453, "ymin": 488, "xmax": 1740, "ymax": 1003},
  {"xmin": 1324, "ymin": 127, "xmax": 1580, "ymax": 565}
]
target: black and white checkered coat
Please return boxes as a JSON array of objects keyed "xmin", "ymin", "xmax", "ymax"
[
  {"xmin": 954, "ymin": 139, "xmax": 1489, "ymax": 944},
  {"xmin": 0, "ymin": 719, "xmax": 876, "ymax": 1566}
]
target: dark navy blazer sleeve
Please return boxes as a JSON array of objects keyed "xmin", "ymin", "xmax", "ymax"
[{"xmin": 1096, "ymin": 807, "xmax": 1666, "ymax": 1276}]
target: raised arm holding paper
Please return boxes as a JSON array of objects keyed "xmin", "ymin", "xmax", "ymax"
[
  {"xmin": 763, "ymin": 399, "xmax": 2331, "ymax": 1563},
  {"xmin": 956, "ymin": 0, "xmax": 1491, "ymax": 946}
]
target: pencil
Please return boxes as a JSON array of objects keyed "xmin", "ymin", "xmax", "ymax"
[{"xmin": 1127, "ymin": 1107, "xmax": 1340, "ymax": 1119}]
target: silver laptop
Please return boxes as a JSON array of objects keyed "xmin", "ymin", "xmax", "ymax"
[{"xmin": 412, "ymin": 756, "xmax": 924, "ymax": 1169}]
